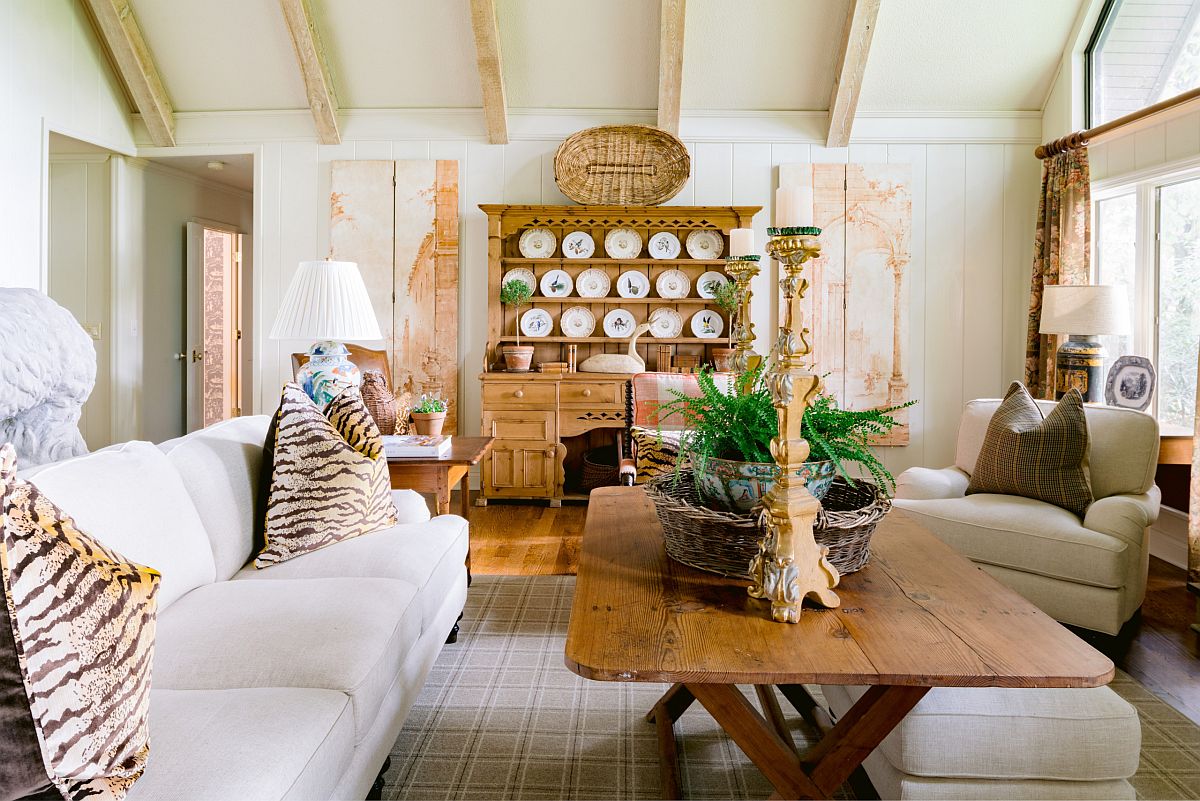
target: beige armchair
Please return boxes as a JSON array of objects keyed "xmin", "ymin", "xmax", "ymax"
[{"xmin": 895, "ymin": 398, "xmax": 1160, "ymax": 636}]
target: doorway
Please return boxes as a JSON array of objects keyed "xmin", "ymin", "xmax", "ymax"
[{"xmin": 186, "ymin": 222, "xmax": 244, "ymax": 432}]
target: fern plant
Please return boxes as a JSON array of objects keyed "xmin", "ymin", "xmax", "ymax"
[{"xmin": 653, "ymin": 365, "xmax": 915, "ymax": 494}]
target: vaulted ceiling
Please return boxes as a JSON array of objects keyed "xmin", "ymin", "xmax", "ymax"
[{"xmin": 85, "ymin": 0, "xmax": 1085, "ymax": 147}]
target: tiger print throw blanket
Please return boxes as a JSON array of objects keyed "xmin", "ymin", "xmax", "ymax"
[
  {"xmin": 0, "ymin": 442, "xmax": 159, "ymax": 801},
  {"xmin": 256, "ymin": 383, "xmax": 397, "ymax": 568}
]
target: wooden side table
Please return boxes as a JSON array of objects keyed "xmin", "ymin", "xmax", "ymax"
[{"xmin": 386, "ymin": 436, "xmax": 495, "ymax": 518}]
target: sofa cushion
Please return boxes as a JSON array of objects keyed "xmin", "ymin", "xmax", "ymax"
[
  {"xmin": 125, "ymin": 688, "xmax": 353, "ymax": 801},
  {"xmin": 159, "ymin": 415, "xmax": 271, "ymax": 581},
  {"xmin": 1, "ymin": 443, "xmax": 159, "ymax": 801},
  {"xmin": 966, "ymin": 383, "xmax": 1092, "ymax": 517},
  {"xmin": 152, "ymin": 577, "xmax": 420, "ymax": 743},
  {"xmin": 631, "ymin": 426, "xmax": 683, "ymax": 483},
  {"xmin": 894, "ymin": 496, "xmax": 1132, "ymax": 589},
  {"xmin": 256, "ymin": 385, "xmax": 396, "ymax": 568},
  {"xmin": 19, "ymin": 440, "xmax": 215, "ymax": 610},
  {"xmin": 820, "ymin": 683, "xmax": 1140, "ymax": 782},
  {"xmin": 231, "ymin": 515, "xmax": 467, "ymax": 631}
]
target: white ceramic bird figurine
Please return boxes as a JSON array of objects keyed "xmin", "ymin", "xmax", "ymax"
[{"xmin": 578, "ymin": 322, "xmax": 653, "ymax": 374}]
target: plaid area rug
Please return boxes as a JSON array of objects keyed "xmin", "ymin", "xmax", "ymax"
[{"xmin": 384, "ymin": 575, "xmax": 1200, "ymax": 801}]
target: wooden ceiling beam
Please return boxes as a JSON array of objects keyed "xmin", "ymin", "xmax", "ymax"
[
  {"xmin": 826, "ymin": 0, "xmax": 880, "ymax": 148},
  {"xmin": 81, "ymin": 0, "xmax": 175, "ymax": 147},
  {"xmin": 657, "ymin": 0, "xmax": 686, "ymax": 136},
  {"xmin": 279, "ymin": 0, "xmax": 341, "ymax": 145},
  {"xmin": 470, "ymin": 0, "xmax": 509, "ymax": 144}
]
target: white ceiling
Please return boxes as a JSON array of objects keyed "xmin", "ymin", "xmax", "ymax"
[
  {"xmin": 147, "ymin": 154, "xmax": 254, "ymax": 192},
  {"xmin": 122, "ymin": 0, "xmax": 1086, "ymax": 115}
]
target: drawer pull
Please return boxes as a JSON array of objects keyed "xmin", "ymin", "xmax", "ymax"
[
  {"xmin": 582, "ymin": 388, "xmax": 592, "ymax": 397},
  {"xmin": 514, "ymin": 389, "xmax": 525, "ymax": 399}
]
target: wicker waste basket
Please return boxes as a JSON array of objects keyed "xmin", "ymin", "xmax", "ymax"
[
  {"xmin": 580, "ymin": 446, "xmax": 620, "ymax": 491},
  {"xmin": 644, "ymin": 470, "xmax": 891, "ymax": 579}
]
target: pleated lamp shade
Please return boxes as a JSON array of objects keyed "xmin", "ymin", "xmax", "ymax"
[{"xmin": 269, "ymin": 260, "xmax": 382, "ymax": 341}]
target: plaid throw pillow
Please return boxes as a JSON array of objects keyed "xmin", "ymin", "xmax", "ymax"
[{"xmin": 967, "ymin": 382, "xmax": 1093, "ymax": 517}]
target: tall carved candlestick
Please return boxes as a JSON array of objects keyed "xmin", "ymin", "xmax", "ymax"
[
  {"xmin": 748, "ymin": 227, "xmax": 841, "ymax": 623},
  {"xmin": 724, "ymin": 255, "xmax": 761, "ymax": 374}
]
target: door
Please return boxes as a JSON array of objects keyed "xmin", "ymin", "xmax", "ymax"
[
  {"xmin": 185, "ymin": 222, "xmax": 243, "ymax": 432},
  {"xmin": 481, "ymin": 410, "xmax": 557, "ymax": 498}
]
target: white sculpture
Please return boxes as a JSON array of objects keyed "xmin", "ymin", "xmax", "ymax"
[
  {"xmin": 0, "ymin": 288, "xmax": 96, "ymax": 469},
  {"xmin": 578, "ymin": 322, "xmax": 653, "ymax": 374}
]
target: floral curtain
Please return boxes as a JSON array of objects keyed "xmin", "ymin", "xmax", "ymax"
[{"xmin": 1025, "ymin": 149, "xmax": 1092, "ymax": 399}]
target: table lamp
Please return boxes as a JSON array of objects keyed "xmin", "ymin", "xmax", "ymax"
[
  {"xmin": 269, "ymin": 259, "xmax": 382, "ymax": 406},
  {"xmin": 1039, "ymin": 284, "xmax": 1130, "ymax": 402}
]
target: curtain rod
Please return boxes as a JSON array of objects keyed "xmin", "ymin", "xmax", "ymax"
[{"xmin": 1035, "ymin": 86, "xmax": 1200, "ymax": 159}]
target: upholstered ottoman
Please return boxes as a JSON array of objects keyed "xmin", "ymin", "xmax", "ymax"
[{"xmin": 820, "ymin": 684, "xmax": 1140, "ymax": 800}]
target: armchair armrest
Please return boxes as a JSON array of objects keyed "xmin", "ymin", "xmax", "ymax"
[
  {"xmin": 895, "ymin": 467, "xmax": 969, "ymax": 501},
  {"xmin": 391, "ymin": 489, "xmax": 433, "ymax": 524},
  {"xmin": 618, "ymin": 457, "xmax": 636, "ymax": 487},
  {"xmin": 1083, "ymin": 488, "xmax": 1161, "ymax": 549}
]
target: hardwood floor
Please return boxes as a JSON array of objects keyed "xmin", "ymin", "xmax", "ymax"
[{"xmin": 455, "ymin": 492, "xmax": 1200, "ymax": 725}]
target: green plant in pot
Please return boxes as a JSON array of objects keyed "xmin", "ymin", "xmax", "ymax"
[
  {"xmin": 500, "ymin": 279, "xmax": 535, "ymax": 372},
  {"xmin": 411, "ymin": 393, "xmax": 448, "ymax": 437},
  {"xmin": 654, "ymin": 365, "xmax": 914, "ymax": 513},
  {"xmin": 708, "ymin": 279, "xmax": 740, "ymax": 371}
]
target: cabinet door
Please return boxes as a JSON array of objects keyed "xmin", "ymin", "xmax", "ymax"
[{"xmin": 483, "ymin": 439, "xmax": 556, "ymax": 498}]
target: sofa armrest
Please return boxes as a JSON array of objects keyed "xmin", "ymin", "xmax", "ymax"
[
  {"xmin": 895, "ymin": 467, "xmax": 969, "ymax": 501},
  {"xmin": 390, "ymin": 489, "xmax": 432, "ymax": 525},
  {"xmin": 1083, "ymin": 487, "xmax": 1161, "ymax": 549}
]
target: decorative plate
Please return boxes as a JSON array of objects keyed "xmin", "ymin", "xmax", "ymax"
[
  {"xmin": 604, "ymin": 228, "xmax": 643, "ymax": 259},
  {"xmin": 685, "ymin": 229, "xmax": 724, "ymax": 260},
  {"xmin": 649, "ymin": 308, "xmax": 684, "ymax": 338},
  {"xmin": 697, "ymin": 271, "xmax": 730, "ymax": 299},
  {"xmin": 519, "ymin": 228, "xmax": 557, "ymax": 259},
  {"xmin": 690, "ymin": 309, "xmax": 724, "ymax": 339},
  {"xmin": 603, "ymin": 309, "xmax": 637, "ymax": 338},
  {"xmin": 539, "ymin": 269, "xmax": 574, "ymax": 298},
  {"xmin": 575, "ymin": 268, "xmax": 611, "ymax": 298},
  {"xmin": 616, "ymin": 271, "xmax": 650, "ymax": 298},
  {"xmin": 648, "ymin": 232, "xmax": 681, "ymax": 260},
  {"xmin": 655, "ymin": 269, "xmax": 691, "ymax": 299},
  {"xmin": 560, "ymin": 306, "xmax": 597, "ymax": 338},
  {"xmin": 502, "ymin": 268, "xmax": 537, "ymax": 293},
  {"xmin": 520, "ymin": 308, "xmax": 554, "ymax": 338},
  {"xmin": 561, "ymin": 230, "xmax": 595, "ymax": 259},
  {"xmin": 1104, "ymin": 355, "xmax": 1156, "ymax": 411}
]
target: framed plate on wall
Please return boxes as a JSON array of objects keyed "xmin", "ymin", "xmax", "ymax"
[{"xmin": 1105, "ymin": 356, "xmax": 1156, "ymax": 411}]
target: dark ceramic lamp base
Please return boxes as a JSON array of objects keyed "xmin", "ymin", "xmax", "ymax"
[{"xmin": 1055, "ymin": 334, "xmax": 1105, "ymax": 403}]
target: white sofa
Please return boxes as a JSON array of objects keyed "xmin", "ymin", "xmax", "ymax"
[
  {"xmin": 19, "ymin": 415, "xmax": 468, "ymax": 801},
  {"xmin": 894, "ymin": 398, "xmax": 1160, "ymax": 636}
]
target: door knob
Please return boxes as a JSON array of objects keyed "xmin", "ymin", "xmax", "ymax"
[
  {"xmin": 191, "ymin": 349, "xmax": 204, "ymax": 363},
  {"xmin": 173, "ymin": 353, "xmax": 187, "ymax": 360},
  {"xmin": 514, "ymin": 389, "xmax": 525, "ymax": 399},
  {"xmin": 582, "ymin": 388, "xmax": 592, "ymax": 397}
]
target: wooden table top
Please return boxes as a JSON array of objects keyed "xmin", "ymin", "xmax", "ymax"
[
  {"xmin": 566, "ymin": 487, "xmax": 1114, "ymax": 689},
  {"xmin": 385, "ymin": 436, "xmax": 495, "ymax": 466}
]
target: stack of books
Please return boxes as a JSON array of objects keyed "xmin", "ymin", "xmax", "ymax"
[
  {"xmin": 382, "ymin": 434, "xmax": 452, "ymax": 458},
  {"xmin": 538, "ymin": 361, "xmax": 569, "ymax": 374}
]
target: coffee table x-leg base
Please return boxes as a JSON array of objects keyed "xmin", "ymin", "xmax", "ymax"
[{"xmin": 646, "ymin": 682, "xmax": 929, "ymax": 800}]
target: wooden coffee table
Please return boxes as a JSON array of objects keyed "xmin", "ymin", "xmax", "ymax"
[
  {"xmin": 565, "ymin": 487, "xmax": 1114, "ymax": 801},
  {"xmin": 386, "ymin": 436, "xmax": 495, "ymax": 518}
]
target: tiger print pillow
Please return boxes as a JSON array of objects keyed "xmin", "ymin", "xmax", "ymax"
[
  {"xmin": 256, "ymin": 384, "xmax": 397, "ymax": 568},
  {"xmin": 0, "ymin": 443, "xmax": 159, "ymax": 801},
  {"xmin": 631, "ymin": 426, "xmax": 686, "ymax": 484}
]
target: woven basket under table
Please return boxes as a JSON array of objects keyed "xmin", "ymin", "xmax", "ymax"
[{"xmin": 643, "ymin": 470, "xmax": 891, "ymax": 579}]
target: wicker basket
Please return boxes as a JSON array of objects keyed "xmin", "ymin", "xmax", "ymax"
[
  {"xmin": 360, "ymin": 371, "xmax": 397, "ymax": 434},
  {"xmin": 554, "ymin": 125, "xmax": 691, "ymax": 206},
  {"xmin": 580, "ymin": 446, "xmax": 619, "ymax": 491},
  {"xmin": 644, "ymin": 470, "xmax": 891, "ymax": 579}
]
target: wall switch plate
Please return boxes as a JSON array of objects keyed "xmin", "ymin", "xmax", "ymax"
[{"xmin": 84, "ymin": 323, "xmax": 102, "ymax": 340}]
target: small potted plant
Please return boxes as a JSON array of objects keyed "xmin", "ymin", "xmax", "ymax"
[
  {"xmin": 500, "ymin": 279, "xmax": 535, "ymax": 372},
  {"xmin": 708, "ymin": 279, "xmax": 740, "ymax": 372},
  {"xmin": 411, "ymin": 393, "xmax": 448, "ymax": 436}
]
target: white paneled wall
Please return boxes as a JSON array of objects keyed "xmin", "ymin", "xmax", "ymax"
[
  {"xmin": 238, "ymin": 127, "xmax": 1040, "ymax": 475},
  {"xmin": 1090, "ymin": 105, "xmax": 1200, "ymax": 183}
]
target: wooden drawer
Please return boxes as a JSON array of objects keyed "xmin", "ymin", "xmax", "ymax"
[
  {"xmin": 560, "ymin": 380, "xmax": 623, "ymax": 406},
  {"xmin": 482, "ymin": 381, "xmax": 556, "ymax": 406},
  {"xmin": 483, "ymin": 410, "xmax": 556, "ymax": 442}
]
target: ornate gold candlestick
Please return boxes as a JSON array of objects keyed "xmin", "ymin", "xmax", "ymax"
[
  {"xmin": 748, "ymin": 227, "xmax": 841, "ymax": 622},
  {"xmin": 724, "ymin": 255, "xmax": 761, "ymax": 373}
]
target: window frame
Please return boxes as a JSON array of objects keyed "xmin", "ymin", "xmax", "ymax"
[{"xmin": 1084, "ymin": 0, "xmax": 1122, "ymax": 130}]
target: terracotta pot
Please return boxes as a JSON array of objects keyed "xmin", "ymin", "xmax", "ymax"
[
  {"xmin": 503, "ymin": 345, "xmax": 535, "ymax": 373},
  {"xmin": 411, "ymin": 411, "xmax": 447, "ymax": 437},
  {"xmin": 711, "ymin": 347, "xmax": 737, "ymax": 372},
  {"xmin": 693, "ymin": 456, "xmax": 837, "ymax": 513}
]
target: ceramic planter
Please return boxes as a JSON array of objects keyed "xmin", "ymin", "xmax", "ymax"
[
  {"xmin": 503, "ymin": 345, "xmax": 535, "ymax": 373},
  {"xmin": 694, "ymin": 455, "xmax": 837, "ymax": 513},
  {"xmin": 711, "ymin": 347, "xmax": 736, "ymax": 372},
  {"xmin": 411, "ymin": 411, "xmax": 447, "ymax": 437}
]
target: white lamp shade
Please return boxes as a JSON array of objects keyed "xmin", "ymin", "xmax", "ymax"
[
  {"xmin": 269, "ymin": 260, "xmax": 382, "ymax": 341},
  {"xmin": 1038, "ymin": 284, "xmax": 1131, "ymax": 336}
]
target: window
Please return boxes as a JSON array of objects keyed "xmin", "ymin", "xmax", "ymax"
[
  {"xmin": 1088, "ymin": 0, "xmax": 1200, "ymax": 127},
  {"xmin": 1093, "ymin": 171, "xmax": 1200, "ymax": 431}
]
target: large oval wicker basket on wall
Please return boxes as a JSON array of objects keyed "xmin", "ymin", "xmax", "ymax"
[{"xmin": 553, "ymin": 125, "xmax": 691, "ymax": 206}]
